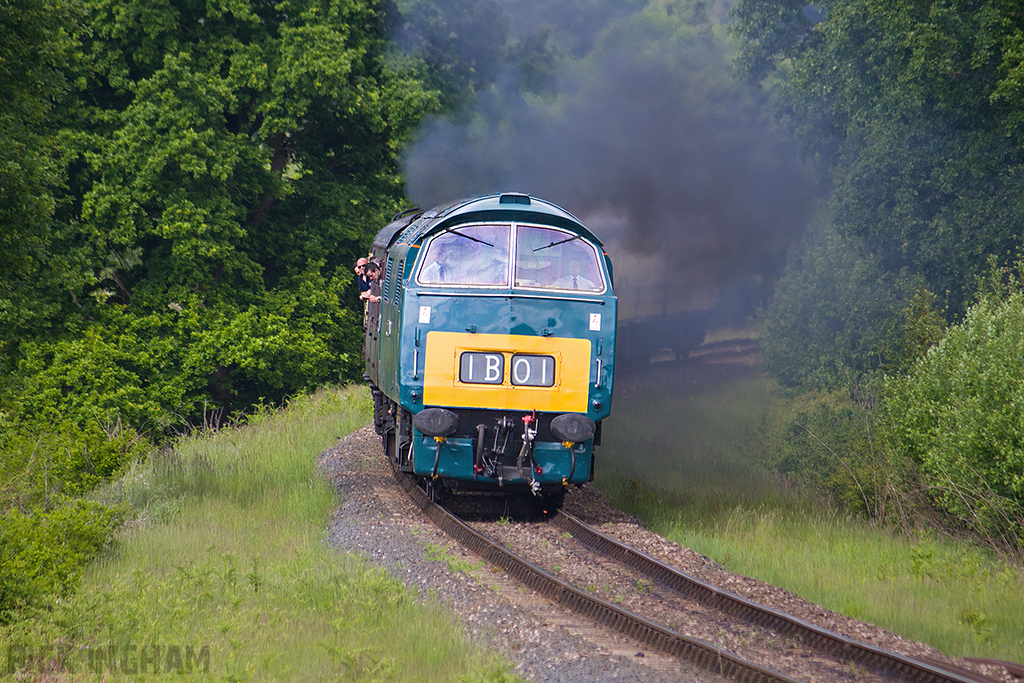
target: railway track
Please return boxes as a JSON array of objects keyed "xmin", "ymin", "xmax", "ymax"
[
  {"xmin": 389, "ymin": 458, "xmax": 1007, "ymax": 683},
  {"xmin": 546, "ymin": 511, "xmax": 1005, "ymax": 683}
]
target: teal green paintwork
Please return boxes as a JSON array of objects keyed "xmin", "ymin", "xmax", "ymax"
[{"xmin": 366, "ymin": 194, "xmax": 617, "ymax": 489}]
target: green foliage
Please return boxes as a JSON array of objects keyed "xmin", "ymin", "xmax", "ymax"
[
  {"xmin": 884, "ymin": 285, "xmax": 948, "ymax": 376},
  {"xmin": 0, "ymin": 500, "xmax": 126, "ymax": 624},
  {"xmin": 882, "ymin": 265, "xmax": 1024, "ymax": 541},
  {"xmin": 730, "ymin": 0, "xmax": 823, "ymax": 83},
  {"xmin": 732, "ymin": 0, "xmax": 1024, "ymax": 317},
  {"xmin": 1, "ymin": 0, "xmax": 443, "ymax": 433},
  {"xmin": 760, "ymin": 389, "xmax": 886, "ymax": 517},
  {"xmin": 10, "ymin": 326, "xmax": 177, "ymax": 431},
  {"xmin": 0, "ymin": 0, "xmax": 83, "ymax": 368},
  {"xmin": 4, "ymin": 270, "xmax": 360, "ymax": 434},
  {"xmin": 0, "ymin": 406, "xmax": 141, "ymax": 625},
  {"xmin": 1, "ymin": 418, "xmax": 147, "ymax": 508},
  {"xmin": 759, "ymin": 220, "xmax": 921, "ymax": 391}
]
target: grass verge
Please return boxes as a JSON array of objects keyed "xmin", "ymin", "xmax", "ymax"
[
  {"xmin": 2, "ymin": 387, "xmax": 516, "ymax": 682},
  {"xmin": 598, "ymin": 358, "xmax": 1024, "ymax": 663}
]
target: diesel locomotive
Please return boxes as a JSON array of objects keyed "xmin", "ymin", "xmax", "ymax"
[{"xmin": 363, "ymin": 193, "xmax": 616, "ymax": 507}]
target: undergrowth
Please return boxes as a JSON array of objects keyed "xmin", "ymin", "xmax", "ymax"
[{"xmin": 2, "ymin": 387, "xmax": 517, "ymax": 682}]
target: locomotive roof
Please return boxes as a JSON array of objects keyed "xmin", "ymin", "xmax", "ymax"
[{"xmin": 372, "ymin": 193, "xmax": 603, "ymax": 252}]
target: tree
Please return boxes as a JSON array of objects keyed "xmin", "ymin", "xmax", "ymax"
[
  {"xmin": 760, "ymin": 219, "xmax": 918, "ymax": 390},
  {"xmin": 0, "ymin": 0, "xmax": 83, "ymax": 380},
  {"xmin": 3, "ymin": 0, "xmax": 441, "ymax": 428},
  {"xmin": 732, "ymin": 0, "xmax": 1024, "ymax": 317}
]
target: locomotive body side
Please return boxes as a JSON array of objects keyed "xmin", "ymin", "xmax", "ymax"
[{"xmin": 365, "ymin": 194, "xmax": 616, "ymax": 504}]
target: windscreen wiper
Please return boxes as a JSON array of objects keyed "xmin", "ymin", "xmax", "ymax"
[
  {"xmin": 534, "ymin": 234, "xmax": 581, "ymax": 252},
  {"xmin": 438, "ymin": 226, "xmax": 494, "ymax": 247}
]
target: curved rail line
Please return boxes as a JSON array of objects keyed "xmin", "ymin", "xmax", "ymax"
[
  {"xmin": 387, "ymin": 454, "xmax": 1007, "ymax": 683},
  {"xmin": 389, "ymin": 458, "xmax": 1015, "ymax": 683},
  {"xmin": 388, "ymin": 459, "xmax": 800, "ymax": 683},
  {"xmin": 550, "ymin": 510, "xmax": 1002, "ymax": 683}
]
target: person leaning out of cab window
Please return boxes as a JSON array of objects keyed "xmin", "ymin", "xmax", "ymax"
[
  {"xmin": 355, "ymin": 257, "xmax": 371, "ymax": 300},
  {"xmin": 364, "ymin": 261, "xmax": 382, "ymax": 303}
]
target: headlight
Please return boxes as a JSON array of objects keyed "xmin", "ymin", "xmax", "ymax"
[
  {"xmin": 550, "ymin": 413, "xmax": 596, "ymax": 443},
  {"xmin": 413, "ymin": 408, "xmax": 460, "ymax": 438}
]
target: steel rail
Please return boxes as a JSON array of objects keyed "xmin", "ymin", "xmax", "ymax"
[
  {"xmin": 388, "ymin": 459, "xmax": 802, "ymax": 683},
  {"xmin": 552, "ymin": 510, "xmax": 1002, "ymax": 683}
]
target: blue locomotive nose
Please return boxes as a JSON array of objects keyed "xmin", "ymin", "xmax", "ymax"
[
  {"xmin": 413, "ymin": 408, "xmax": 460, "ymax": 438},
  {"xmin": 364, "ymin": 193, "xmax": 616, "ymax": 504},
  {"xmin": 550, "ymin": 414, "xmax": 596, "ymax": 444}
]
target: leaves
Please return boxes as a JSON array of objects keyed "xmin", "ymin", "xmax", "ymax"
[
  {"xmin": 0, "ymin": 500, "xmax": 126, "ymax": 622},
  {"xmin": 1, "ymin": 0, "xmax": 440, "ymax": 428},
  {"xmin": 734, "ymin": 0, "xmax": 1024, "ymax": 317},
  {"xmin": 759, "ymin": 220, "xmax": 921, "ymax": 390},
  {"xmin": 883, "ymin": 268, "xmax": 1024, "ymax": 536}
]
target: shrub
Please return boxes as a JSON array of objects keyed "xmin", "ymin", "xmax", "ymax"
[
  {"xmin": 1, "ymin": 416, "xmax": 147, "ymax": 510},
  {"xmin": 760, "ymin": 387, "xmax": 889, "ymax": 518},
  {"xmin": 882, "ymin": 274, "xmax": 1024, "ymax": 542},
  {"xmin": 0, "ymin": 500, "xmax": 126, "ymax": 623}
]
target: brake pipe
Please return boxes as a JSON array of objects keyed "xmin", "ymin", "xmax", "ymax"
[
  {"xmin": 431, "ymin": 436, "xmax": 446, "ymax": 478},
  {"xmin": 562, "ymin": 441, "xmax": 576, "ymax": 484}
]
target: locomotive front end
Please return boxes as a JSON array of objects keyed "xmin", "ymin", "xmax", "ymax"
[{"xmin": 366, "ymin": 194, "xmax": 616, "ymax": 505}]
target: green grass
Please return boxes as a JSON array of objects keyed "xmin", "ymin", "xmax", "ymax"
[
  {"xmin": 601, "ymin": 365, "xmax": 799, "ymax": 522},
  {"xmin": 673, "ymin": 507, "xmax": 1024, "ymax": 659},
  {"xmin": 2, "ymin": 387, "xmax": 516, "ymax": 682},
  {"xmin": 598, "ymin": 358, "xmax": 1024, "ymax": 662}
]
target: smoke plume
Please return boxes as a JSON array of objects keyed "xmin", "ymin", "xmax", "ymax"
[{"xmin": 397, "ymin": 2, "xmax": 816, "ymax": 320}]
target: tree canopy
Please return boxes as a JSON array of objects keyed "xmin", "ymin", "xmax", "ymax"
[
  {"xmin": 733, "ymin": 0, "xmax": 1024, "ymax": 317},
  {"xmin": 2, "ymin": 0, "xmax": 442, "ymax": 431}
]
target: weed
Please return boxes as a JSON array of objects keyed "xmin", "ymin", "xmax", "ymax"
[
  {"xmin": 960, "ymin": 610, "xmax": 992, "ymax": 643},
  {"xmin": 423, "ymin": 543, "xmax": 448, "ymax": 562},
  {"xmin": 424, "ymin": 542, "xmax": 479, "ymax": 575}
]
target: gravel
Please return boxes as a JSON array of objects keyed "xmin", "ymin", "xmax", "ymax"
[
  {"xmin": 318, "ymin": 334, "xmax": 1017, "ymax": 683},
  {"xmin": 317, "ymin": 424, "xmax": 1014, "ymax": 683},
  {"xmin": 319, "ymin": 426, "xmax": 724, "ymax": 683}
]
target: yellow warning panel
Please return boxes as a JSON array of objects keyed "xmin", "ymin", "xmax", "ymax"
[{"xmin": 422, "ymin": 332, "xmax": 591, "ymax": 412}]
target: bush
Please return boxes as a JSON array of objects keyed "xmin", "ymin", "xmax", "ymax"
[
  {"xmin": 759, "ymin": 220, "xmax": 920, "ymax": 391},
  {"xmin": 0, "ymin": 500, "xmax": 126, "ymax": 623},
  {"xmin": 760, "ymin": 387, "xmax": 889, "ymax": 518},
  {"xmin": 882, "ymin": 272, "xmax": 1024, "ymax": 542},
  {"xmin": 1, "ymin": 418, "xmax": 148, "ymax": 510},
  {"xmin": 0, "ymin": 415, "xmax": 140, "ymax": 624}
]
